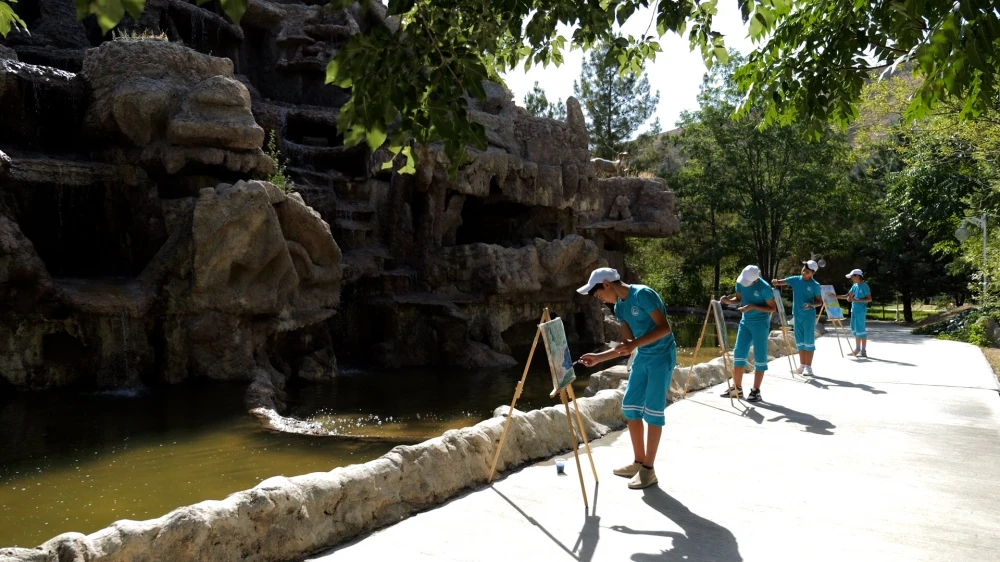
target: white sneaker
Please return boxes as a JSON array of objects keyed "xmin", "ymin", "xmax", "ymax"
[
  {"xmin": 802, "ymin": 365, "xmax": 814, "ymax": 376},
  {"xmin": 613, "ymin": 462, "xmax": 642, "ymax": 478},
  {"xmin": 793, "ymin": 366, "xmax": 805, "ymax": 375},
  {"xmin": 628, "ymin": 466, "xmax": 658, "ymax": 489}
]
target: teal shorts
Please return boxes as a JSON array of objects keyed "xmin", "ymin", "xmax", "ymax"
[
  {"xmin": 733, "ymin": 319, "xmax": 769, "ymax": 372},
  {"xmin": 622, "ymin": 351, "xmax": 676, "ymax": 427},
  {"xmin": 851, "ymin": 304, "xmax": 868, "ymax": 338},
  {"xmin": 793, "ymin": 313, "xmax": 816, "ymax": 351}
]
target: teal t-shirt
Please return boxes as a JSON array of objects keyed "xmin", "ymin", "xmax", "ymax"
[
  {"xmin": 784, "ymin": 275, "xmax": 821, "ymax": 319},
  {"xmin": 849, "ymin": 282, "xmax": 871, "ymax": 314},
  {"xmin": 735, "ymin": 279, "xmax": 773, "ymax": 323},
  {"xmin": 615, "ymin": 285, "xmax": 676, "ymax": 357}
]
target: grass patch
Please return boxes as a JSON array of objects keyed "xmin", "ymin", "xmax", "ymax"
[
  {"xmin": 112, "ymin": 29, "xmax": 168, "ymax": 41},
  {"xmin": 981, "ymin": 348, "xmax": 1000, "ymax": 385},
  {"xmin": 865, "ymin": 304, "xmax": 941, "ymax": 324}
]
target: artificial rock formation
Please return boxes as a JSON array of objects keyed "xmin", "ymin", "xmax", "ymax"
[
  {"xmin": 0, "ymin": 37, "xmax": 339, "ymax": 393},
  {"xmin": 0, "ymin": 0, "xmax": 678, "ymax": 379}
]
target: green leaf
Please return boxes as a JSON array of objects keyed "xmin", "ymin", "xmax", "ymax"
[
  {"xmin": 366, "ymin": 124, "xmax": 388, "ymax": 152},
  {"xmin": 343, "ymin": 124, "xmax": 367, "ymax": 148},
  {"xmin": 748, "ymin": 13, "xmax": 764, "ymax": 38},
  {"xmin": 0, "ymin": 0, "xmax": 27, "ymax": 37},
  {"xmin": 399, "ymin": 146, "xmax": 416, "ymax": 174},
  {"xmin": 219, "ymin": 0, "xmax": 247, "ymax": 23}
]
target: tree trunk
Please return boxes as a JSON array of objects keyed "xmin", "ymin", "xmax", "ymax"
[
  {"xmin": 711, "ymin": 207, "xmax": 720, "ymax": 296},
  {"xmin": 902, "ymin": 294, "xmax": 914, "ymax": 324}
]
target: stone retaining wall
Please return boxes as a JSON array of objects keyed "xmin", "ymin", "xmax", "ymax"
[
  {"xmin": 1, "ymin": 326, "xmax": 811, "ymax": 562},
  {"xmin": 0, "ymin": 387, "xmax": 626, "ymax": 562},
  {"xmin": 586, "ymin": 329, "xmax": 801, "ymax": 399}
]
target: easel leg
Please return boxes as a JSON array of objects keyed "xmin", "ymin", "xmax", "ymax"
[
  {"xmin": 722, "ymin": 353, "xmax": 735, "ymax": 408},
  {"xmin": 488, "ymin": 320, "xmax": 544, "ymax": 483},
  {"xmin": 781, "ymin": 326, "xmax": 798, "ymax": 374},
  {"xmin": 567, "ymin": 386, "xmax": 598, "ymax": 482},
  {"xmin": 833, "ymin": 320, "xmax": 845, "ymax": 357},
  {"xmin": 682, "ymin": 305, "xmax": 712, "ymax": 397},
  {"xmin": 560, "ymin": 390, "xmax": 589, "ymax": 508}
]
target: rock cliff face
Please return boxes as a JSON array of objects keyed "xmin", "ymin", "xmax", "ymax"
[
  {"xmin": 0, "ymin": 39, "xmax": 340, "ymax": 395},
  {"xmin": 0, "ymin": 0, "xmax": 679, "ymax": 389}
]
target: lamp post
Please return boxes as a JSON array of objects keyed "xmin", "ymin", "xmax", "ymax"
[{"xmin": 955, "ymin": 213, "xmax": 988, "ymax": 294}]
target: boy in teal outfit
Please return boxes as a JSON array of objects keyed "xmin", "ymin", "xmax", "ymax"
[
  {"xmin": 840, "ymin": 268, "xmax": 871, "ymax": 356},
  {"xmin": 720, "ymin": 265, "xmax": 776, "ymax": 402},
  {"xmin": 578, "ymin": 267, "xmax": 676, "ymax": 490},
  {"xmin": 771, "ymin": 260, "xmax": 823, "ymax": 376}
]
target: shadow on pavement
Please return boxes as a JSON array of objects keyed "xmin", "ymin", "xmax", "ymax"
[
  {"xmin": 492, "ymin": 482, "xmax": 601, "ymax": 562},
  {"xmin": 854, "ymin": 356, "xmax": 917, "ymax": 367},
  {"xmin": 610, "ymin": 487, "xmax": 743, "ymax": 561},
  {"xmin": 743, "ymin": 401, "xmax": 836, "ymax": 436},
  {"xmin": 807, "ymin": 375, "xmax": 888, "ymax": 394}
]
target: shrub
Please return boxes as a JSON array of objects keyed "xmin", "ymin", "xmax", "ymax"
[{"xmin": 264, "ymin": 131, "xmax": 295, "ymax": 194}]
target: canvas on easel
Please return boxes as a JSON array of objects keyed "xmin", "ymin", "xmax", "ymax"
[
  {"xmin": 772, "ymin": 288, "xmax": 799, "ymax": 374},
  {"xmin": 819, "ymin": 285, "xmax": 854, "ymax": 357},
  {"xmin": 487, "ymin": 309, "xmax": 598, "ymax": 508},
  {"xmin": 539, "ymin": 317, "xmax": 576, "ymax": 397},
  {"xmin": 682, "ymin": 298, "xmax": 737, "ymax": 406}
]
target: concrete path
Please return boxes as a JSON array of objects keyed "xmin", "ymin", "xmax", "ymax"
[{"xmin": 310, "ymin": 324, "xmax": 1000, "ymax": 562}]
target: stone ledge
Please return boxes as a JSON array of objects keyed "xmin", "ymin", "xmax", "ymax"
[
  {"xmin": 0, "ymin": 386, "xmax": 626, "ymax": 562},
  {"xmin": 585, "ymin": 330, "xmax": 802, "ymax": 400}
]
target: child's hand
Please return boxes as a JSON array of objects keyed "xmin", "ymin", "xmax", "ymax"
[
  {"xmin": 617, "ymin": 339, "xmax": 637, "ymax": 355},
  {"xmin": 578, "ymin": 354, "xmax": 600, "ymax": 367},
  {"xmin": 737, "ymin": 305, "xmax": 750, "ymax": 313}
]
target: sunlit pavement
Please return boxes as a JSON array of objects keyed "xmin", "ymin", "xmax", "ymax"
[{"xmin": 310, "ymin": 323, "xmax": 1000, "ymax": 562}]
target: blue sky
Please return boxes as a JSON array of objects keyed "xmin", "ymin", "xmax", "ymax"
[{"xmin": 501, "ymin": 3, "xmax": 754, "ymax": 134}]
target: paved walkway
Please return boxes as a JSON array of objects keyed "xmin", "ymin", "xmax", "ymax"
[{"xmin": 310, "ymin": 324, "xmax": 1000, "ymax": 562}]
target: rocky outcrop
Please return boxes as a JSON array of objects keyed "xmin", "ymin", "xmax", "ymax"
[
  {"xmin": 83, "ymin": 41, "xmax": 272, "ymax": 175},
  {"xmin": 0, "ymin": 381, "xmax": 626, "ymax": 562},
  {"xmin": 0, "ymin": 32, "xmax": 344, "ymax": 393},
  {"xmin": 0, "ymin": 1, "xmax": 679, "ymax": 379}
]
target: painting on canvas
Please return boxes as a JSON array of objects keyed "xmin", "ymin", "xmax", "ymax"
[
  {"xmin": 711, "ymin": 300, "xmax": 730, "ymax": 351},
  {"xmin": 772, "ymin": 288, "xmax": 790, "ymax": 328},
  {"xmin": 539, "ymin": 317, "xmax": 577, "ymax": 395},
  {"xmin": 820, "ymin": 285, "xmax": 844, "ymax": 320}
]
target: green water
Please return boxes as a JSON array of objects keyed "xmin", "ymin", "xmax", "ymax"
[{"xmin": 0, "ymin": 317, "xmax": 736, "ymax": 548}]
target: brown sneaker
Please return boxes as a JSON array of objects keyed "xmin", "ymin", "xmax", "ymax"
[
  {"xmin": 628, "ymin": 466, "xmax": 658, "ymax": 489},
  {"xmin": 613, "ymin": 462, "xmax": 642, "ymax": 478}
]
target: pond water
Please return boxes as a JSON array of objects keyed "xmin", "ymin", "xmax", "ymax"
[{"xmin": 0, "ymin": 316, "xmax": 737, "ymax": 547}]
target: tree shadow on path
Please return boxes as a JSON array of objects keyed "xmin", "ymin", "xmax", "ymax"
[
  {"xmin": 807, "ymin": 375, "xmax": 888, "ymax": 395},
  {"xmin": 610, "ymin": 487, "xmax": 743, "ymax": 561}
]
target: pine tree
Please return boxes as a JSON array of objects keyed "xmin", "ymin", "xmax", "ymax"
[
  {"xmin": 574, "ymin": 43, "xmax": 659, "ymax": 160},
  {"xmin": 523, "ymin": 81, "xmax": 567, "ymax": 120}
]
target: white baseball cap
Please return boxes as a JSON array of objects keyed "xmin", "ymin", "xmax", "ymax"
[
  {"xmin": 577, "ymin": 267, "xmax": 621, "ymax": 294},
  {"xmin": 736, "ymin": 265, "xmax": 760, "ymax": 287},
  {"xmin": 802, "ymin": 260, "xmax": 819, "ymax": 272},
  {"xmin": 846, "ymin": 268, "xmax": 864, "ymax": 278}
]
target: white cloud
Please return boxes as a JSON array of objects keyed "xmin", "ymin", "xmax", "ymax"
[{"xmin": 501, "ymin": 3, "xmax": 753, "ymax": 134}]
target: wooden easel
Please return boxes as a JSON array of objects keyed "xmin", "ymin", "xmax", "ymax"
[
  {"xmin": 487, "ymin": 308, "xmax": 598, "ymax": 508},
  {"xmin": 817, "ymin": 303, "xmax": 855, "ymax": 357},
  {"xmin": 771, "ymin": 288, "xmax": 800, "ymax": 375},
  {"xmin": 682, "ymin": 298, "xmax": 737, "ymax": 406}
]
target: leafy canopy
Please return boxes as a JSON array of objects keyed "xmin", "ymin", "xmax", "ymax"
[{"xmin": 1, "ymin": 0, "xmax": 998, "ymax": 173}]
